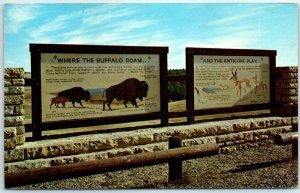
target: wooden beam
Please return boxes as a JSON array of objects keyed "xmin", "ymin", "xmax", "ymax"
[
  {"xmin": 274, "ymin": 132, "xmax": 298, "ymax": 145},
  {"xmin": 274, "ymin": 132, "xmax": 298, "ymax": 160},
  {"xmin": 5, "ymin": 143, "xmax": 219, "ymax": 188}
]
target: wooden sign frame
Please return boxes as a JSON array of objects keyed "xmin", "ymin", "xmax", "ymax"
[
  {"xmin": 30, "ymin": 44, "xmax": 168, "ymax": 139},
  {"xmin": 186, "ymin": 48, "xmax": 277, "ymax": 123}
]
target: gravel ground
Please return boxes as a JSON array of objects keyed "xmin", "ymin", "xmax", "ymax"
[{"xmin": 14, "ymin": 144, "xmax": 298, "ymax": 189}]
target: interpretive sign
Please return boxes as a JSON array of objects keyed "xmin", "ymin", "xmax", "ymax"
[
  {"xmin": 186, "ymin": 48, "xmax": 276, "ymax": 122},
  {"xmin": 41, "ymin": 53, "xmax": 161, "ymax": 122},
  {"xmin": 194, "ymin": 55, "xmax": 270, "ymax": 109},
  {"xmin": 30, "ymin": 44, "xmax": 168, "ymax": 139}
]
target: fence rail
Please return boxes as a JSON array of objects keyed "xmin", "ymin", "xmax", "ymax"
[
  {"xmin": 5, "ymin": 138, "xmax": 219, "ymax": 188},
  {"xmin": 274, "ymin": 123, "xmax": 298, "ymax": 159}
]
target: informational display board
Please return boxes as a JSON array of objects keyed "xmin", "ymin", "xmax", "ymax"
[
  {"xmin": 41, "ymin": 53, "xmax": 161, "ymax": 122},
  {"xmin": 186, "ymin": 48, "xmax": 276, "ymax": 121},
  {"xmin": 30, "ymin": 44, "xmax": 168, "ymax": 138},
  {"xmin": 193, "ymin": 55, "xmax": 270, "ymax": 109}
]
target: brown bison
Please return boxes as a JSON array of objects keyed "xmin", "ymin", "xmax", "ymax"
[
  {"xmin": 57, "ymin": 87, "xmax": 90, "ymax": 107},
  {"xmin": 50, "ymin": 96, "xmax": 70, "ymax": 109},
  {"xmin": 103, "ymin": 78, "xmax": 149, "ymax": 111}
]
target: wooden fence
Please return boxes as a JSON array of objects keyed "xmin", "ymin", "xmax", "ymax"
[{"xmin": 5, "ymin": 137, "xmax": 219, "ymax": 188}]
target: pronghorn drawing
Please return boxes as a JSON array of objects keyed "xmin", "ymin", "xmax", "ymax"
[
  {"xmin": 230, "ymin": 69, "xmax": 251, "ymax": 97},
  {"xmin": 252, "ymin": 74, "xmax": 267, "ymax": 94}
]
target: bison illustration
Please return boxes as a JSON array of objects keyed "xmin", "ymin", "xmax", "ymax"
[
  {"xmin": 103, "ymin": 78, "xmax": 149, "ymax": 111},
  {"xmin": 57, "ymin": 87, "xmax": 90, "ymax": 107},
  {"xmin": 50, "ymin": 96, "xmax": 70, "ymax": 109}
]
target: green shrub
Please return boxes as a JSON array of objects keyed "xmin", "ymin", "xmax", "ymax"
[{"xmin": 168, "ymin": 69, "xmax": 186, "ymax": 102}]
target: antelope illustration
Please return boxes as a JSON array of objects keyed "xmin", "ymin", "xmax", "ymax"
[
  {"xmin": 230, "ymin": 69, "xmax": 251, "ymax": 97},
  {"xmin": 252, "ymin": 74, "xmax": 267, "ymax": 94}
]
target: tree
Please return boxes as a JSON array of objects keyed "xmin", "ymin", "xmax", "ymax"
[{"xmin": 168, "ymin": 69, "xmax": 186, "ymax": 102}]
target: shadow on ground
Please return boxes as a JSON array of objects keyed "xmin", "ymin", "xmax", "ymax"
[{"xmin": 229, "ymin": 160, "xmax": 287, "ymax": 173}]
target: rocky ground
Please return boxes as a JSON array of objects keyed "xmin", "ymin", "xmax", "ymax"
[{"xmin": 13, "ymin": 144, "xmax": 298, "ymax": 189}]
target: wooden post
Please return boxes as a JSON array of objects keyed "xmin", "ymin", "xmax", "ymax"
[
  {"xmin": 186, "ymin": 48, "xmax": 195, "ymax": 125},
  {"xmin": 168, "ymin": 136, "xmax": 182, "ymax": 183},
  {"xmin": 30, "ymin": 48, "xmax": 42, "ymax": 140},
  {"xmin": 160, "ymin": 51, "xmax": 169, "ymax": 127}
]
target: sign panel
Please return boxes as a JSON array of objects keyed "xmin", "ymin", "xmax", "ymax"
[
  {"xmin": 30, "ymin": 44, "xmax": 168, "ymax": 138},
  {"xmin": 41, "ymin": 53, "xmax": 161, "ymax": 122},
  {"xmin": 194, "ymin": 55, "xmax": 270, "ymax": 110},
  {"xmin": 186, "ymin": 48, "xmax": 276, "ymax": 122}
]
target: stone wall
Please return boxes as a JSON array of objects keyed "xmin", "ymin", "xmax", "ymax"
[
  {"xmin": 4, "ymin": 68, "xmax": 26, "ymax": 153},
  {"xmin": 276, "ymin": 67, "xmax": 298, "ymax": 116},
  {"xmin": 5, "ymin": 116, "xmax": 297, "ymax": 172}
]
